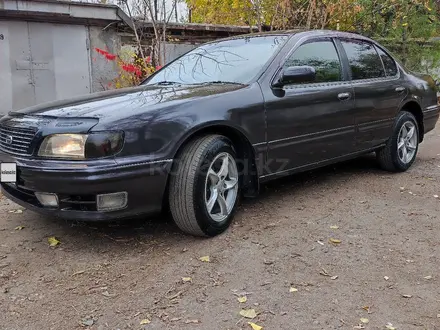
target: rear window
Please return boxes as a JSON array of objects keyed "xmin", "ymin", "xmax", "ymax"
[
  {"xmin": 341, "ymin": 40, "xmax": 385, "ymax": 80},
  {"xmin": 376, "ymin": 47, "xmax": 398, "ymax": 77}
]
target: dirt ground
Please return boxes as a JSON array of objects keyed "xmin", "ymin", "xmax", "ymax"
[{"xmin": 0, "ymin": 125, "xmax": 439, "ymax": 330}]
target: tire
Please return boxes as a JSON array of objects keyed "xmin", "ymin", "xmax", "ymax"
[
  {"xmin": 376, "ymin": 111, "xmax": 420, "ymax": 172},
  {"xmin": 169, "ymin": 135, "xmax": 240, "ymax": 237}
]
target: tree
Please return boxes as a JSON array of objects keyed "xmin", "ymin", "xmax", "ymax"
[{"xmin": 185, "ymin": 0, "xmax": 440, "ymax": 75}]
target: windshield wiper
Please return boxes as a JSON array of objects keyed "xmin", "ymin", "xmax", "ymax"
[
  {"xmin": 203, "ymin": 81, "xmax": 244, "ymax": 85},
  {"xmin": 151, "ymin": 81, "xmax": 181, "ymax": 86}
]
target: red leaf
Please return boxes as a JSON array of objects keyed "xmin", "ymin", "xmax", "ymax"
[
  {"xmin": 155, "ymin": 65, "xmax": 163, "ymax": 70},
  {"xmin": 105, "ymin": 53, "xmax": 116, "ymax": 61},
  {"xmin": 145, "ymin": 56, "xmax": 151, "ymax": 63}
]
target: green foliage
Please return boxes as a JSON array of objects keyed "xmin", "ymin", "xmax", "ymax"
[
  {"xmin": 347, "ymin": 0, "xmax": 440, "ymax": 77},
  {"xmin": 185, "ymin": 0, "xmax": 440, "ymax": 76}
]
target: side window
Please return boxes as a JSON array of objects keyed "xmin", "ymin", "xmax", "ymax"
[
  {"xmin": 341, "ymin": 40, "xmax": 385, "ymax": 80},
  {"xmin": 376, "ymin": 47, "xmax": 398, "ymax": 77},
  {"xmin": 284, "ymin": 40, "xmax": 342, "ymax": 83}
]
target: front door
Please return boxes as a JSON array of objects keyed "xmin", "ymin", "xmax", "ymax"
[
  {"xmin": 337, "ymin": 39, "xmax": 406, "ymax": 150},
  {"xmin": 263, "ymin": 38, "xmax": 356, "ymax": 177}
]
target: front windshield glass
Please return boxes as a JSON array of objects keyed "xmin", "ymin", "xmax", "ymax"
[{"xmin": 144, "ymin": 35, "xmax": 289, "ymax": 85}]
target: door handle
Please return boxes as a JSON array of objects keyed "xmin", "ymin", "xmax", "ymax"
[
  {"xmin": 395, "ymin": 86, "xmax": 406, "ymax": 93},
  {"xmin": 338, "ymin": 92, "xmax": 351, "ymax": 101}
]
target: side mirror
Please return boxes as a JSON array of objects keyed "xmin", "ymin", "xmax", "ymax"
[{"xmin": 273, "ymin": 66, "xmax": 316, "ymax": 87}]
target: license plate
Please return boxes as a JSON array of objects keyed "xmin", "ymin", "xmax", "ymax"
[{"xmin": 1, "ymin": 162, "xmax": 17, "ymax": 183}]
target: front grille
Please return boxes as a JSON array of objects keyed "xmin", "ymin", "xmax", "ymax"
[{"xmin": 0, "ymin": 125, "xmax": 37, "ymax": 156}]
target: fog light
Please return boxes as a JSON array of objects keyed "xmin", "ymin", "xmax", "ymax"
[
  {"xmin": 35, "ymin": 192, "xmax": 59, "ymax": 208},
  {"xmin": 97, "ymin": 192, "xmax": 127, "ymax": 212}
]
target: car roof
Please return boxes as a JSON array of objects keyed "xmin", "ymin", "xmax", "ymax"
[{"xmin": 204, "ymin": 29, "xmax": 375, "ymax": 44}]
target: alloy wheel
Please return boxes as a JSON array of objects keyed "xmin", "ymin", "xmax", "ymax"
[
  {"xmin": 397, "ymin": 121, "xmax": 418, "ymax": 164},
  {"xmin": 204, "ymin": 152, "xmax": 239, "ymax": 222}
]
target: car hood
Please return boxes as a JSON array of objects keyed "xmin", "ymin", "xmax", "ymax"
[{"xmin": 10, "ymin": 83, "xmax": 245, "ymax": 120}]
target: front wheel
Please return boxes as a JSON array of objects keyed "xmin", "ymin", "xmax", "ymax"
[
  {"xmin": 376, "ymin": 111, "xmax": 419, "ymax": 172},
  {"xmin": 169, "ymin": 135, "xmax": 240, "ymax": 237}
]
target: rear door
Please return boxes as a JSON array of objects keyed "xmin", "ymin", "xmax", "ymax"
[
  {"xmin": 337, "ymin": 39, "xmax": 405, "ymax": 150},
  {"xmin": 263, "ymin": 38, "xmax": 356, "ymax": 176}
]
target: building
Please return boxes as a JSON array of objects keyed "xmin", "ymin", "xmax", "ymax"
[{"xmin": 0, "ymin": 0, "xmax": 254, "ymax": 114}]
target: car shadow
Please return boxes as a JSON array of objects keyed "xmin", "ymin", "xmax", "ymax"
[{"xmin": 30, "ymin": 153, "xmax": 386, "ymax": 249}]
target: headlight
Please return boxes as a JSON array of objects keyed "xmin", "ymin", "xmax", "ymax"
[
  {"xmin": 38, "ymin": 134, "xmax": 87, "ymax": 159},
  {"xmin": 38, "ymin": 132, "xmax": 124, "ymax": 159}
]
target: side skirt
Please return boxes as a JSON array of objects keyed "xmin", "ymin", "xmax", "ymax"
[{"xmin": 259, "ymin": 145, "xmax": 385, "ymax": 183}]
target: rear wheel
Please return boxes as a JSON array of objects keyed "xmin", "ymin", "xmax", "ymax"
[
  {"xmin": 169, "ymin": 135, "xmax": 240, "ymax": 237},
  {"xmin": 376, "ymin": 111, "xmax": 419, "ymax": 172}
]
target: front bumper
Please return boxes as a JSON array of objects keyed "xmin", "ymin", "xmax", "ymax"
[{"xmin": 0, "ymin": 153, "xmax": 172, "ymax": 221}]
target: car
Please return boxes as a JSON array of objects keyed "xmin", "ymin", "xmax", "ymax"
[{"xmin": 0, "ymin": 30, "xmax": 438, "ymax": 237}]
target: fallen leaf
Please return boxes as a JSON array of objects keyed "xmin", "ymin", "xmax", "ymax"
[
  {"xmin": 72, "ymin": 270, "xmax": 85, "ymax": 276},
  {"xmin": 384, "ymin": 276, "xmax": 389, "ymax": 281},
  {"xmin": 402, "ymin": 294, "xmax": 412, "ymax": 298},
  {"xmin": 385, "ymin": 323, "xmax": 396, "ymax": 330},
  {"xmin": 362, "ymin": 306, "xmax": 370, "ymax": 312},
  {"xmin": 185, "ymin": 319, "xmax": 200, "ymax": 324},
  {"xmin": 238, "ymin": 296, "xmax": 248, "ymax": 303},
  {"xmin": 320, "ymin": 268, "xmax": 330, "ymax": 276},
  {"xmin": 80, "ymin": 318, "xmax": 94, "ymax": 327},
  {"xmin": 102, "ymin": 290, "xmax": 117, "ymax": 297},
  {"xmin": 140, "ymin": 318, "xmax": 151, "ymax": 325},
  {"xmin": 289, "ymin": 287, "xmax": 298, "ymax": 293},
  {"xmin": 248, "ymin": 322, "xmax": 263, "ymax": 330},
  {"xmin": 424, "ymin": 275, "xmax": 432, "ymax": 280},
  {"xmin": 14, "ymin": 226, "xmax": 25, "ymax": 231},
  {"xmin": 182, "ymin": 277, "xmax": 192, "ymax": 283},
  {"xmin": 240, "ymin": 309, "xmax": 257, "ymax": 319},
  {"xmin": 48, "ymin": 236, "xmax": 60, "ymax": 247},
  {"xmin": 329, "ymin": 238, "xmax": 341, "ymax": 244},
  {"xmin": 9, "ymin": 209, "xmax": 23, "ymax": 214},
  {"xmin": 330, "ymin": 225, "xmax": 339, "ymax": 229},
  {"xmin": 360, "ymin": 318, "xmax": 369, "ymax": 324},
  {"xmin": 331, "ymin": 275, "xmax": 338, "ymax": 280},
  {"xmin": 199, "ymin": 256, "xmax": 210, "ymax": 262}
]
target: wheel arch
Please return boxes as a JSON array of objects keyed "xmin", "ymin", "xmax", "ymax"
[
  {"xmin": 399, "ymin": 100, "xmax": 424, "ymax": 142},
  {"xmin": 162, "ymin": 122, "xmax": 260, "ymax": 210}
]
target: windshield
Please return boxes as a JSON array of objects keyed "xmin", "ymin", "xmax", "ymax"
[{"xmin": 144, "ymin": 35, "xmax": 289, "ymax": 85}]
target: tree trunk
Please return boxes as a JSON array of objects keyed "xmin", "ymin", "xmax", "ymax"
[
  {"xmin": 124, "ymin": 1, "xmax": 145, "ymax": 61},
  {"xmin": 306, "ymin": 0, "xmax": 316, "ymax": 29},
  {"xmin": 154, "ymin": 0, "xmax": 158, "ymax": 21}
]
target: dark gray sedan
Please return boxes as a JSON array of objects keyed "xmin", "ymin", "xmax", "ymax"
[{"xmin": 0, "ymin": 30, "xmax": 438, "ymax": 237}]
